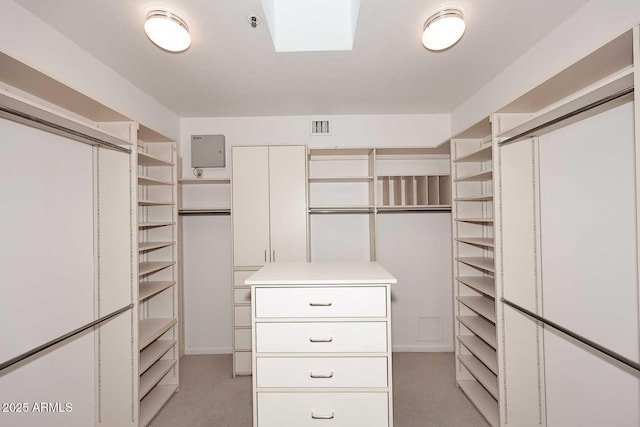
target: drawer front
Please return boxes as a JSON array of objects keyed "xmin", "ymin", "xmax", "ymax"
[
  {"xmin": 256, "ymin": 357, "xmax": 387, "ymax": 388},
  {"xmin": 234, "ymin": 288, "xmax": 251, "ymax": 304},
  {"xmin": 234, "ymin": 328, "xmax": 252, "ymax": 351},
  {"xmin": 257, "ymin": 392, "xmax": 388, "ymax": 427},
  {"xmin": 234, "ymin": 305, "xmax": 251, "ymax": 327},
  {"xmin": 255, "ymin": 286, "xmax": 387, "ymax": 318},
  {"xmin": 256, "ymin": 322, "xmax": 387, "ymax": 353}
]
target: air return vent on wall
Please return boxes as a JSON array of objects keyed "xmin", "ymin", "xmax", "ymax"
[{"xmin": 311, "ymin": 120, "xmax": 331, "ymax": 135}]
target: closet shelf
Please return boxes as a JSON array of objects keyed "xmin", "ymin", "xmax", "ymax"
[
  {"xmin": 458, "ymin": 380, "xmax": 499, "ymax": 427},
  {"xmin": 457, "ymin": 296, "xmax": 496, "ymax": 323},
  {"xmin": 308, "ymin": 176, "xmax": 374, "ymax": 183},
  {"xmin": 139, "ymin": 384, "xmax": 179, "ymax": 427},
  {"xmin": 140, "ymin": 340, "xmax": 176, "ymax": 375},
  {"xmin": 179, "ymin": 178, "xmax": 230, "ymax": 184},
  {"xmin": 138, "ymin": 221, "xmax": 175, "ymax": 229},
  {"xmin": 139, "ymin": 318, "xmax": 177, "ymax": 350},
  {"xmin": 138, "ymin": 175, "xmax": 174, "ymax": 186},
  {"xmin": 138, "ymin": 151, "xmax": 174, "ymax": 167},
  {"xmin": 309, "ymin": 206, "xmax": 375, "ymax": 214},
  {"xmin": 454, "ymin": 170, "xmax": 493, "ymax": 182},
  {"xmin": 138, "ymin": 199, "xmax": 175, "ymax": 206},
  {"xmin": 139, "ymin": 281, "xmax": 176, "ymax": 301},
  {"xmin": 377, "ymin": 205, "xmax": 451, "ymax": 213},
  {"xmin": 455, "ymin": 194, "xmax": 494, "ymax": 202},
  {"xmin": 456, "ymin": 257, "xmax": 495, "ymax": 273},
  {"xmin": 138, "ymin": 241, "xmax": 175, "ymax": 252},
  {"xmin": 457, "ymin": 315, "xmax": 497, "ymax": 349},
  {"xmin": 458, "ymin": 355, "xmax": 498, "ymax": 399},
  {"xmin": 139, "ymin": 261, "xmax": 176, "ymax": 277},
  {"xmin": 456, "ymin": 276, "xmax": 496, "ymax": 298},
  {"xmin": 178, "ymin": 206, "xmax": 230, "ymax": 214},
  {"xmin": 458, "ymin": 335, "xmax": 498, "ymax": 374},
  {"xmin": 139, "ymin": 359, "xmax": 177, "ymax": 400},
  {"xmin": 453, "ymin": 145, "xmax": 492, "ymax": 163},
  {"xmin": 456, "ymin": 237, "xmax": 495, "ymax": 248},
  {"xmin": 455, "ymin": 218, "xmax": 494, "ymax": 224}
]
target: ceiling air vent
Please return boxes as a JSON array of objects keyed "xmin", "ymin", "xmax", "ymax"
[{"xmin": 311, "ymin": 120, "xmax": 331, "ymax": 135}]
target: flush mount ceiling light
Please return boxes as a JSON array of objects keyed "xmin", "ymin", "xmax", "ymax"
[
  {"xmin": 422, "ymin": 7, "xmax": 465, "ymax": 51},
  {"xmin": 144, "ymin": 9, "xmax": 191, "ymax": 52}
]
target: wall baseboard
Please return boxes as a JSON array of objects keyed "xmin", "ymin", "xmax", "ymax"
[{"xmin": 185, "ymin": 346, "xmax": 232, "ymax": 355}]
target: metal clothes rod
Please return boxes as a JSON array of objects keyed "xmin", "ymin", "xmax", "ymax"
[
  {"xmin": 501, "ymin": 298, "xmax": 640, "ymax": 373},
  {"xmin": 179, "ymin": 210, "xmax": 231, "ymax": 216},
  {"xmin": 0, "ymin": 105, "xmax": 132, "ymax": 154},
  {"xmin": 309, "ymin": 209, "xmax": 374, "ymax": 215},
  {"xmin": 377, "ymin": 208, "xmax": 451, "ymax": 214},
  {"xmin": 499, "ymin": 87, "xmax": 634, "ymax": 147},
  {"xmin": 0, "ymin": 303, "xmax": 134, "ymax": 372}
]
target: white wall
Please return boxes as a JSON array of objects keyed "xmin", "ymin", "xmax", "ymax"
[
  {"xmin": 0, "ymin": 1, "xmax": 179, "ymax": 140},
  {"xmin": 179, "ymin": 113, "xmax": 453, "ymax": 353},
  {"xmin": 451, "ymin": 0, "xmax": 640, "ymax": 135}
]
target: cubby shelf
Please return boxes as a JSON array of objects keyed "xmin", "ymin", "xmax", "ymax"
[
  {"xmin": 458, "ymin": 380, "xmax": 499, "ymax": 427},
  {"xmin": 458, "ymin": 335, "xmax": 498, "ymax": 374},
  {"xmin": 138, "ymin": 221, "xmax": 175, "ymax": 229},
  {"xmin": 138, "ymin": 152, "xmax": 174, "ymax": 167},
  {"xmin": 455, "ymin": 194, "xmax": 494, "ymax": 202},
  {"xmin": 139, "ymin": 384, "xmax": 179, "ymax": 427},
  {"xmin": 138, "ymin": 241, "xmax": 175, "ymax": 252},
  {"xmin": 457, "ymin": 315, "xmax": 497, "ymax": 349},
  {"xmin": 139, "ymin": 281, "xmax": 176, "ymax": 301},
  {"xmin": 456, "ymin": 257, "xmax": 495, "ymax": 273},
  {"xmin": 457, "ymin": 296, "xmax": 497, "ymax": 323},
  {"xmin": 138, "ymin": 261, "xmax": 175, "ymax": 277},
  {"xmin": 139, "ymin": 176, "xmax": 174, "ymax": 186},
  {"xmin": 139, "ymin": 359, "xmax": 177, "ymax": 399},
  {"xmin": 454, "ymin": 170, "xmax": 493, "ymax": 182},
  {"xmin": 138, "ymin": 199, "xmax": 174, "ymax": 206},
  {"xmin": 139, "ymin": 340, "xmax": 176, "ymax": 374},
  {"xmin": 458, "ymin": 355, "xmax": 499, "ymax": 399},
  {"xmin": 138, "ymin": 318, "xmax": 178, "ymax": 350},
  {"xmin": 455, "ymin": 237, "xmax": 495, "ymax": 248},
  {"xmin": 455, "ymin": 218, "xmax": 494, "ymax": 224},
  {"xmin": 456, "ymin": 276, "xmax": 496, "ymax": 298}
]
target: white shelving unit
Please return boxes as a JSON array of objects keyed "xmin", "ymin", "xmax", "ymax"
[
  {"xmin": 450, "ymin": 122, "xmax": 498, "ymax": 427},
  {"xmin": 137, "ymin": 138, "xmax": 179, "ymax": 426},
  {"xmin": 178, "ymin": 177, "xmax": 231, "ymax": 214}
]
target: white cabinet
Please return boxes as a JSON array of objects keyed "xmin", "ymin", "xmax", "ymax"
[
  {"xmin": 232, "ymin": 145, "xmax": 307, "ymax": 267},
  {"xmin": 247, "ymin": 262, "xmax": 395, "ymax": 427},
  {"xmin": 231, "ymin": 145, "xmax": 308, "ymax": 376}
]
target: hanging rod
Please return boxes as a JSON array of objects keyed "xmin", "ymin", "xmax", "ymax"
[
  {"xmin": 501, "ymin": 298, "xmax": 640, "ymax": 373},
  {"xmin": 178, "ymin": 209, "xmax": 231, "ymax": 216},
  {"xmin": 0, "ymin": 303, "xmax": 134, "ymax": 372},
  {"xmin": 309, "ymin": 209, "xmax": 374, "ymax": 215},
  {"xmin": 499, "ymin": 87, "xmax": 634, "ymax": 147},
  {"xmin": 377, "ymin": 207, "xmax": 451, "ymax": 214},
  {"xmin": 0, "ymin": 105, "xmax": 131, "ymax": 154}
]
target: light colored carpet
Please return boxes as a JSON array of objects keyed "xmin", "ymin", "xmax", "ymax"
[{"xmin": 149, "ymin": 353, "xmax": 490, "ymax": 427}]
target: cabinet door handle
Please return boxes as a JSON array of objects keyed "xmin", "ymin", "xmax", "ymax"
[
  {"xmin": 309, "ymin": 337, "xmax": 333, "ymax": 343},
  {"xmin": 311, "ymin": 411, "xmax": 334, "ymax": 420},
  {"xmin": 309, "ymin": 302, "xmax": 332, "ymax": 307},
  {"xmin": 264, "ymin": 250, "xmax": 267, "ymax": 262},
  {"xmin": 273, "ymin": 249, "xmax": 276, "ymax": 262},
  {"xmin": 310, "ymin": 371, "xmax": 334, "ymax": 379}
]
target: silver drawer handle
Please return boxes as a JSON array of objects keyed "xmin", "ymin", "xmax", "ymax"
[
  {"xmin": 309, "ymin": 337, "xmax": 333, "ymax": 343},
  {"xmin": 309, "ymin": 302, "xmax": 332, "ymax": 307},
  {"xmin": 310, "ymin": 371, "xmax": 334, "ymax": 379},
  {"xmin": 311, "ymin": 411, "xmax": 335, "ymax": 420}
]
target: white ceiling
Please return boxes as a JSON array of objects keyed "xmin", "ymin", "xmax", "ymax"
[{"xmin": 15, "ymin": 0, "xmax": 591, "ymax": 118}]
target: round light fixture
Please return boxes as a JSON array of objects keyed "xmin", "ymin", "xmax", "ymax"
[
  {"xmin": 422, "ymin": 8, "xmax": 465, "ymax": 51},
  {"xmin": 144, "ymin": 9, "xmax": 191, "ymax": 52}
]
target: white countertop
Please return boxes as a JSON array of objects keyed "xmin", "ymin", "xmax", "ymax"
[{"xmin": 245, "ymin": 262, "xmax": 397, "ymax": 285}]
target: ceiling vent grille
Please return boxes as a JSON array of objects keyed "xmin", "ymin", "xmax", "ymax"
[{"xmin": 311, "ymin": 120, "xmax": 331, "ymax": 135}]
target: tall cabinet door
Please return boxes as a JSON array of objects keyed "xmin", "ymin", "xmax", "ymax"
[
  {"xmin": 268, "ymin": 146, "xmax": 308, "ymax": 262},
  {"xmin": 232, "ymin": 146, "xmax": 271, "ymax": 267}
]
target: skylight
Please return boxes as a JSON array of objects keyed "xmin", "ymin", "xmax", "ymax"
[{"xmin": 261, "ymin": 0, "xmax": 361, "ymax": 52}]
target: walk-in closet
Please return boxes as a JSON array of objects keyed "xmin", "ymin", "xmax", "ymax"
[{"xmin": 1, "ymin": 1, "xmax": 639, "ymax": 426}]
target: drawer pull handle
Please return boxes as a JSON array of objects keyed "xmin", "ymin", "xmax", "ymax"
[
  {"xmin": 309, "ymin": 302, "xmax": 332, "ymax": 307},
  {"xmin": 309, "ymin": 337, "xmax": 333, "ymax": 343},
  {"xmin": 311, "ymin": 411, "xmax": 335, "ymax": 420},
  {"xmin": 310, "ymin": 371, "xmax": 334, "ymax": 379}
]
